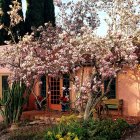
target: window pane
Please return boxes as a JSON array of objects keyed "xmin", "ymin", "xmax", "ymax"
[
  {"xmin": 104, "ymin": 78, "xmax": 116, "ymax": 99},
  {"xmin": 2, "ymin": 76, "xmax": 8, "ymax": 93},
  {"xmin": 50, "ymin": 77, "xmax": 60, "ymax": 104}
]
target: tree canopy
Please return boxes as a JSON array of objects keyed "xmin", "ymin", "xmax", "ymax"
[{"xmin": 25, "ymin": 0, "xmax": 55, "ymax": 33}]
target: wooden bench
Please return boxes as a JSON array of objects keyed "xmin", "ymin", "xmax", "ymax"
[{"xmin": 103, "ymin": 99, "xmax": 123, "ymax": 115}]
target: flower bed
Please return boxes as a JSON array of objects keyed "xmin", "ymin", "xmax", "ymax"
[{"xmin": 44, "ymin": 115, "xmax": 129, "ymax": 140}]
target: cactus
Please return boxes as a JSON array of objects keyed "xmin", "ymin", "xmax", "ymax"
[{"xmin": 0, "ymin": 82, "xmax": 26, "ymax": 126}]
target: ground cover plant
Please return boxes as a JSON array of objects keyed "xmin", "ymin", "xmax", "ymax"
[
  {"xmin": 44, "ymin": 116, "xmax": 129, "ymax": 140},
  {"xmin": 0, "ymin": 116, "xmax": 135, "ymax": 140}
]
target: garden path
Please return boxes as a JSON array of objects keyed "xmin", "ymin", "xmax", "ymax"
[
  {"xmin": 124, "ymin": 129, "xmax": 140, "ymax": 140},
  {"xmin": 21, "ymin": 110, "xmax": 73, "ymax": 121}
]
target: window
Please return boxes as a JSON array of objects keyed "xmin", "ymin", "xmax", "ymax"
[
  {"xmin": 104, "ymin": 78, "xmax": 116, "ymax": 99},
  {"xmin": 2, "ymin": 76, "xmax": 9, "ymax": 93}
]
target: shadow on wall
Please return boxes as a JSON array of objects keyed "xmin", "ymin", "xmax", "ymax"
[{"xmin": 117, "ymin": 67, "xmax": 140, "ymax": 116}]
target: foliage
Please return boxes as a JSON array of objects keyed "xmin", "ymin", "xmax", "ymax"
[
  {"xmin": 59, "ymin": 115, "xmax": 78, "ymax": 125},
  {"xmin": 44, "ymin": 0, "xmax": 55, "ymax": 26},
  {"xmin": 86, "ymin": 119, "xmax": 129, "ymax": 140},
  {"xmin": 45, "ymin": 123, "xmax": 80, "ymax": 140},
  {"xmin": 0, "ymin": 82, "xmax": 26, "ymax": 126},
  {"xmin": 25, "ymin": 0, "xmax": 55, "ymax": 33},
  {"xmin": 44, "ymin": 118, "xmax": 129, "ymax": 140}
]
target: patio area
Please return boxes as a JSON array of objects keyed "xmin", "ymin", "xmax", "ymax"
[
  {"xmin": 1, "ymin": 110, "xmax": 140, "ymax": 125},
  {"xmin": 21, "ymin": 110, "xmax": 140, "ymax": 125},
  {"xmin": 21, "ymin": 110, "xmax": 75, "ymax": 122}
]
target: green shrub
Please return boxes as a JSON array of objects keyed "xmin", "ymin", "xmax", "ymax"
[
  {"xmin": 44, "ymin": 122, "xmax": 81, "ymax": 140},
  {"xmin": 59, "ymin": 114, "xmax": 78, "ymax": 125},
  {"xmin": 44, "ymin": 118, "xmax": 129, "ymax": 140},
  {"xmin": 88, "ymin": 119, "xmax": 129, "ymax": 140}
]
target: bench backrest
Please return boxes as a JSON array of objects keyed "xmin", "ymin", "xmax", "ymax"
[{"xmin": 103, "ymin": 99, "xmax": 123, "ymax": 106}]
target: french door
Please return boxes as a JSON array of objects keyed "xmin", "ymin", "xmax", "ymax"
[
  {"xmin": 48, "ymin": 77, "xmax": 62, "ymax": 110},
  {"xmin": 48, "ymin": 75, "xmax": 70, "ymax": 111}
]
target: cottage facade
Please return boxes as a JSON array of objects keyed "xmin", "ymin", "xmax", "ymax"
[{"xmin": 0, "ymin": 66, "xmax": 140, "ymax": 117}]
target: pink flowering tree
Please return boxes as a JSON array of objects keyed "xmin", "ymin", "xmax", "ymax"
[
  {"xmin": 53, "ymin": 0, "xmax": 138, "ymax": 119},
  {"xmin": 0, "ymin": 0, "xmax": 139, "ymax": 120},
  {"xmin": 0, "ymin": 0, "xmax": 100, "ymax": 108}
]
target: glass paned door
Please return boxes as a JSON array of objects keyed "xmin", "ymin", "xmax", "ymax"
[{"xmin": 49, "ymin": 77, "xmax": 62, "ymax": 110}]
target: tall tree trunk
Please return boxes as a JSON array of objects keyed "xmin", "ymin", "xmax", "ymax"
[
  {"xmin": 25, "ymin": 0, "xmax": 45, "ymax": 33},
  {"xmin": 84, "ymin": 93, "xmax": 94, "ymax": 120},
  {"xmin": 44, "ymin": 0, "xmax": 55, "ymax": 26},
  {"xmin": 84, "ymin": 78, "xmax": 113, "ymax": 120}
]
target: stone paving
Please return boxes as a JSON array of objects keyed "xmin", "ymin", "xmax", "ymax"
[{"xmin": 21, "ymin": 110, "xmax": 73, "ymax": 121}]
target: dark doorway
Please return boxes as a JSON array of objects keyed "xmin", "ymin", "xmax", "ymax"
[
  {"xmin": 41, "ymin": 75, "xmax": 46, "ymax": 97},
  {"xmin": 63, "ymin": 74, "xmax": 70, "ymax": 97}
]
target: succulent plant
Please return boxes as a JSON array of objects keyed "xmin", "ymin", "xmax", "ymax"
[{"xmin": 0, "ymin": 82, "xmax": 26, "ymax": 126}]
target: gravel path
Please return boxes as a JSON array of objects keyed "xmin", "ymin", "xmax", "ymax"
[
  {"xmin": 124, "ymin": 130, "xmax": 140, "ymax": 140},
  {"xmin": 0, "ymin": 121, "xmax": 49, "ymax": 140},
  {"xmin": 121, "ymin": 123, "xmax": 140, "ymax": 140}
]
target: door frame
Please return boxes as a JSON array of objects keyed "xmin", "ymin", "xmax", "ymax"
[{"xmin": 47, "ymin": 76, "xmax": 63, "ymax": 111}]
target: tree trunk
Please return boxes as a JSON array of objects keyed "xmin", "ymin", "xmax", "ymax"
[
  {"xmin": 84, "ymin": 78, "xmax": 113, "ymax": 120},
  {"xmin": 84, "ymin": 93, "xmax": 94, "ymax": 120}
]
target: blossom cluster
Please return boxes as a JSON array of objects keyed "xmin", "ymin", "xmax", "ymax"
[{"xmin": 7, "ymin": 0, "xmax": 23, "ymax": 27}]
